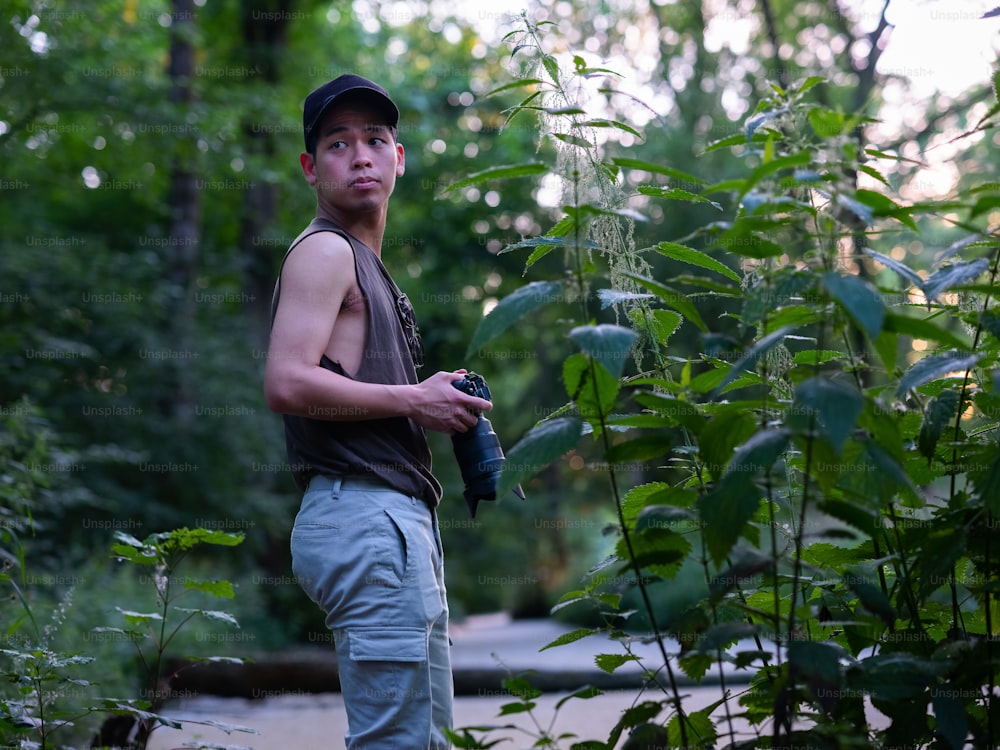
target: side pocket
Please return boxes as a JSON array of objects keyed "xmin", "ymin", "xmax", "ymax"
[{"xmin": 374, "ymin": 509, "xmax": 408, "ymax": 587}]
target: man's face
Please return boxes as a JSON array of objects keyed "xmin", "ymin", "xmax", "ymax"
[{"xmin": 302, "ymin": 102, "xmax": 405, "ymax": 216}]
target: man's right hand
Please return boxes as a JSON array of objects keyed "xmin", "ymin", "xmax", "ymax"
[{"xmin": 407, "ymin": 369, "xmax": 493, "ymax": 436}]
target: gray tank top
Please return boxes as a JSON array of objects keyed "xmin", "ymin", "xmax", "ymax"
[{"xmin": 269, "ymin": 217, "xmax": 441, "ymax": 507}]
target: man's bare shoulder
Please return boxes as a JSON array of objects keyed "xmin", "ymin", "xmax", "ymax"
[
  {"xmin": 277, "ymin": 229, "xmax": 359, "ymax": 312},
  {"xmin": 285, "ymin": 228, "xmax": 356, "ymax": 270}
]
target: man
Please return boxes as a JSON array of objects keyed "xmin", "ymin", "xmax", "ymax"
[{"xmin": 263, "ymin": 73, "xmax": 490, "ymax": 749}]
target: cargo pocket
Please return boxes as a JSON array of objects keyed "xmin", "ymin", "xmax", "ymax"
[{"xmin": 346, "ymin": 627, "xmax": 427, "ymax": 663}]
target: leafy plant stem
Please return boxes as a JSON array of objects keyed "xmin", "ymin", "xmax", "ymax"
[
  {"xmin": 595, "ymin": 362, "xmax": 688, "ymax": 746},
  {"xmin": 886, "ymin": 503, "xmax": 923, "ymax": 631}
]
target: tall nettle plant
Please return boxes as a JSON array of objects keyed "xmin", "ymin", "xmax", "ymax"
[{"xmin": 445, "ymin": 14, "xmax": 1000, "ymax": 750}]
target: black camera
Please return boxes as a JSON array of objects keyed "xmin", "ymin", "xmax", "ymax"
[{"xmin": 451, "ymin": 372, "xmax": 525, "ymax": 518}]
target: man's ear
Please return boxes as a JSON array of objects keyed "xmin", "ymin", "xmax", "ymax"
[
  {"xmin": 396, "ymin": 143, "xmax": 405, "ymax": 177},
  {"xmin": 300, "ymin": 151, "xmax": 317, "ymax": 185}
]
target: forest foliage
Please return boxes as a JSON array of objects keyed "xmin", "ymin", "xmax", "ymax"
[{"xmin": 3, "ymin": 0, "xmax": 1000, "ymax": 747}]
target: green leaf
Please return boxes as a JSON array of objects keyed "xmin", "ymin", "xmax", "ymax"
[
  {"xmin": 499, "ymin": 234, "xmax": 599, "ymax": 256},
  {"xmin": 700, "ymin": 474, "xmax": 763, "ymax": 566},
  {"xmin": 633, "ymin": 308, "xmax": 682, "ymax": 348},
  {"xmin": 918, "ymin": 389, "xmax": 960, "ymax": 461},
  {"xmin": 882, "ymin": 312, "xmax": 971, "ymax": 351},
  {"xmin": 971, "ymin": 446, "xmax": 1000, "ymax": 516},
  {"xmin": 503, "ymin": 675, "xmax": 542, "ymax": 700},
  {"xmin": 465, "ymin": 280, "xmax": 564, "ymax": 357},
  {"xmin": 498, "ymin": 700, "xmax": 535, "ymax": 715},
  {"xmin": 568, "ymin": 324, "xmax": 638, "ymax": 379},
  {"xmin": 823, "ymin": 272, "xmax": 885, "ymax": 340},
  {"xmin": 539, "ymin": 628, "xmax": 599, "ymax": 652},
  {"xmin": 184, "ymin": 579, "xmax": 236, "ymax": 599},
  {"xmin": 866, "ymin": 249, "xmax": 924, "ymax": 288},
  {"xmin": 625, "ymin": 273, "xmax": 708, "ymax": 332},
  {"xmin": 552, "ymin": 132, "xmax": 593, "ymax": 149},
  {"xmin": 637, "ymin": 185, "xmax": 722, "ymax": 211},
  {"xmin": 654, "ymin": 242, "xmax": 740, "ymax": 281},
  {"xmin": 727, "ymin": 427, "xmax": 792, "ymax": 476},
  {"xmin": 712, "ymin": 324, "xmax": 798, "ymax": 396},
  {"xmin": 439, "ymin": 162, "xmax": 548, "ymax": 196},
  {"xmin": 699, "ymin": 409, "xmax": 758, "ymax": 478},
  {"xmin": 851, "ymin": 653, "xmax": 943, "ymax": 700},
  {"xmin": 555, "ymin": 686, "xmax": 603, "ymax": 710},
  {"xmin": 581, "ymin": 118, "xmax": 643, "ymax": 139},
  {"xmin": 599, "ymin": 289, "xmax": 654, "ymax": 309},
  {"xmin": 500, "ymin": 417, "xmax": 584, "ymax": 497},
  {"xmin": 787, "ymin": 377, "xmax": 863, "ymax": 454},
  {"xmin": 666, "ymin": 708, "xmax": 716, "ymax": 750},
  {"xmin": 933, "ymin": 690, "xmax": 969, "ymax": 750},
  {"xmin": 744, "ymin": 107, "xmax": 788, "ymax": 138},
  {"xmin": 116, "ymin": 608, "xmax": 163, "ymax": 627},
  {"xmin": 174, "ymin": 608, "xmax": 240, "ymax": 628},
  {"xmin": 809, "ymin": 106, "xmax": 848, "ymax": 137},
  {"xmin": 610, "ymin": 157, "xmax": 706, "ymax": 185},
  {"xmin": 709, "ymin": 549, "xmax": 772, "ymax": 602},
  {"xmin": 695, "ymin": 622, "xmax": 759, "ymax": 653},
  {"xmin": 564, "ymin": 353, "xmax": 621, "ymax": 424},
  {"xmin": 789, "ymin": 641, "xmax": 843, "ymax": 712},
  {"xmin": 595, "ymin": 653, "xmax": 639, "ymax": 674},
  {"xmin": 817, "ymin": 499, "xmax": 882, "ymax": 537},
  {"xmin": 853, "ymin": 188, "xmax": 918, "ymax": 230},
  {"xmin": 896, "ymin": 350, "xmax": 980, "ymax": 396},
  {"xmin": 843, "ymin": 570, "xmax": 896, "ymax": 626},
  {"xmin": 922, "ymin": 258, "xmax": 990, "ymax": 302}
]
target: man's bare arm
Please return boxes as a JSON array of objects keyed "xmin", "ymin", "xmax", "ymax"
[{"xmin": 262, "ymin": 233, "xmax": 490, "ymax": 434}]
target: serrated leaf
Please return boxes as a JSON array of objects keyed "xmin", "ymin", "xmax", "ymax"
[
  {"xmin": 184, "ymin": 579, "xmax": 236, "ymax": 599},
  {"xmin": 539, "ymin": 628, "xmax": 599, "ymax": 651},
  {"xmin": 582, "ymin": 118, "xmax": 643, "ymax": 139},
  {"xmin": 500, "ymin": 417, "xmax": 583, "ymax": 497},
  {"xmin": 439, "ymin": 162, "xmax": 547, "ymax": 196},
  {"xmin": 638, "ymin": 186, "xmax": 723, "ymax": 211},
  {"xmin": 745, "ymin": 107, "xmax": 787, "ymax": 138},
  {"xmin": 625, "ymin": 273, "xmax": 708, "ymax": 332},
  {"xmin": 824, "ymin": 272, "xmax": 885, "ymax": 340},
  {"xmin": 598, "ymin": 289, "xmax": 653, "ymax": 309},
  {"xmin": 503, "ymin": 675, "xmax": 542, "ymax": 700},
  {"xmin": 882, "ymin": 312, "xmax": 971, "ymax": 350},
  {"xmin": 933, "ymin": 690, "xmax": 968, "ymax": 750},
  {"xmin": 843, "ymin": 570, "xmax": 896, "ymax": 627},
  {"xmin": 696, "ymin": 622, "xmax": 759, "ymax": 653},
  {"xmin": 918, "ymin": 389, "xmax": 960, "ymax": 460},
  {"xmin": 700, "ymin": 474, "xmax": 763, "ymax": 565},
  {"xmin": 971, "ymin": 447, "xmax": 1000, "ymax": 516},
  {"xmin": 174, "ymin": 608, "xmax": 239, "ymax": 628},
  {"xmin": 922, "ymin": 258, "xmax": 990, "ymax": 302},
  {"xmin": 896, "ymin": 350, "xmax": 980, "ymax": 396},
  {"xmin": 712, "ymin": 324, "xmax": 798, "ymax": 396},
  {"xmin": 787, "ymin": 376, "xmax": 863, "ymax": 454},
  {"xmin": 564, "ymin": 353, "xmax": 621, "ymax": 423},
  {"xmin": 610, "ymin": 157, "xmax": 706, "ymax": 185},
  {"xmin": 465, "ymin": 280, "xmax": 564, "ymax": 357},
  {"xmin": 595, "ymin": 653, "xmax": 639, "ymax": 674},
  {"xmin": 817, "ymin": 499, "xmax": 882, "ymax": 537},
  {"xmin": 866, "ymin": 249, "xmax": 924, "ymax": 288},
  {"xmin": 569, "ymin": 324, "xmax": 638, "ymax": 379},
  {"xmin": 728, "ymin": 427, "xmax": 792, "ymax": 475},
  {"xmin": 498, "ymin": 701, "xmax": 535, "ymax": 715},
  {"xmin": 555, "ymin": 686, "xmax": 603, "ymax": 710},
  {"xmin": 667, "ymin": 708, "xmax": 717, "ymax": 749},
  {"xmin": 654, "ymin": 241, "xmax": 740, "ymax": 281},
  {"xmin": 789, "ymin": 641, "xmax": 842, "ymax": 712}
]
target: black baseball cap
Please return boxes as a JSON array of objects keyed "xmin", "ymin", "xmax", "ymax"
[{"xmin": 302, "ymin": 74, "xmax": 399, "ymax": 151}]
